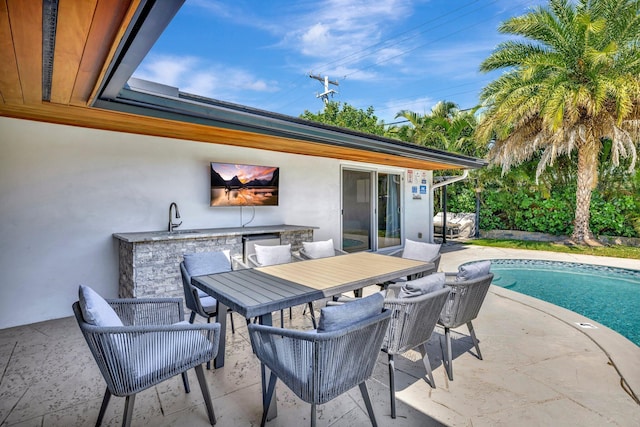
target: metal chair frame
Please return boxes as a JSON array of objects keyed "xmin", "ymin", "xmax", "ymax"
[
  {"xmin": 73, "ymin": 298, "xmax": 220, "ymax": 427},
  {"xmin": 248, "ymin": 309, "xmax": 392, "ymax": 427},
  {"xmin": 438, "ymin": 272, "xmax": 494, "ymax": 380}
]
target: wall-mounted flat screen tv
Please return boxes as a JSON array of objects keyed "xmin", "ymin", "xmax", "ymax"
[{"xmin": 210, "ymin": 162, "xmax": 279, "ymax": 207}]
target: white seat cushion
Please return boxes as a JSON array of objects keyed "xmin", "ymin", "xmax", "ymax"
[
  {"xmin": 302, "ymin": 239, "xmax": 335, "ymax": 259},
  {"xmin": 402, "ymin": 239, "xmax": 441, "ymax": 262},
  {"xmin": 255, "ymin": 244, "xmax": 292, "ymax": 266}
]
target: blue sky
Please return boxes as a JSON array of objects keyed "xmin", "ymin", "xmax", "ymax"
[{"xmin": 134, "ymin": 0, "xmax": 545, "ymax": 124}]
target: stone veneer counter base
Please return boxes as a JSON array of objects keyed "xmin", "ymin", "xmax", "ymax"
[{"xmin": 113, "ymin": 225, "xmax": 316, "ymax": 300}]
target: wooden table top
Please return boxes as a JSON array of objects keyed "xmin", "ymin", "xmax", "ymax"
[
  {"xmin": 193, "ymin": 252, "xmax": 434, "ymax": 319},
  {"xmin": 257, "ymin": 252, "xmax": 431, "ymax": 291}
]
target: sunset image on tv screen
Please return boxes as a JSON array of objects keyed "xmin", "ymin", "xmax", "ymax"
[{"xmin": 210, "ymin": 162, "xmax": 279, "ymax": 206}]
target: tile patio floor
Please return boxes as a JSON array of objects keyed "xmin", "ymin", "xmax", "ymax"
[{"xmin": 1, "ymin": 244, "xmax": 638, "ymax": 426}]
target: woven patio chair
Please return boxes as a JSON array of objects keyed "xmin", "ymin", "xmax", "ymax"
[
  {"xmin": 248, "ymin": 243, "xmax": 317, "ymax": 328},
  {"xmin": 181, "ymin": 251, "xmax": 239, "ymax": 370},
  {"xmin": 439, "ymin": 261, "xmax": 493, "ymax": 380},
  {"xmin": 382, "ymin": 283, "xmax": 451, "ymax": 418},
  {"xmin": 180, "ymin": 251, "xmax": 237, "ymax": 328},
  {"xmin": 248, "ymin": 293, "xmax": 392, "ymax": 427},
  {"xmin": 73, "ymin": 286, "xmax": 220, "ymax": 426}
]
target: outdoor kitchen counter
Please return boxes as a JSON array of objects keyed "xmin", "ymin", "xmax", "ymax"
[
  {"xmin": 113, "ymin": 224, "xmax": 317, "ymax": 299},
  {"xmin": 113, "ymin": 224, "xmax": 317, "ymax": 243}
]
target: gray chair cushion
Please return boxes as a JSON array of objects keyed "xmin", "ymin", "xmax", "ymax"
[
  {"xmin": 402, "ymin": 239, "xmax": 441, "ymax": 262},
  {"xmin": 398, "ymin": 272, "xmax": 446, "ymax": 298},
  {"xmin": 183, "ymin": 251, "xmax": 232, "ymax": 276},
  {"xmin": 78, "ymin": 285, "xmax": 123, "ymax": 327},
  {"xmin": 199, "ymin": 295, "xmax": 217, "ymax": 311},
  {"xmin": 456, "ymin": 260, "xmax": 492, "ymax": 281},
  {"xmin": 254, "ymin": 244, "xmax": 292, "ymax": 266},
  {"xmin": 318, "ymin": 292, "xmax": 384, "ymax": 332},
  {"xmin": 302, "ymin": 239, "xmax": 336, "ymax": 259}
]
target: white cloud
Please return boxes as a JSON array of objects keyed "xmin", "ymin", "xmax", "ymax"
[
  {"xmin": 147, "ymin": 0, "xmax": 548, "ymax": 113},
  {"xmin": 283, "ymin": 0, "xmax": 415, "ymax": 66},
  {"xmin": 133, "ymin": 54, "xmax": 279, "ymax": 100},
  {"xmin": 133, "ymin": 56, "xmax": 199, "ymax": 87},
  {"xmin": 184, "ymin": 0, "xmax": 426, "ymax": 83},
  {"xmin": 300, "ymin": 23, "xmax": 333, "ymax": 56},
  {"xmin": 182, "ymin": 72, "xmax": 220, "ymax": 96},
  {"xmin": 372, "ymin": 96, "xmax": 435, "ymax": 124},
  {"xmin": 188, "ymin": 0, "xmax": 234, "ymax": 19},
  {"xmin": 386, "ymin": 96, "xmax": 435, "ymax": 115}
]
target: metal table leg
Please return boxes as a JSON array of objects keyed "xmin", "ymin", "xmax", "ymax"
[
  {"xmin": 213, "ymin": 302, "xmax": 228, "ymax": 369},
  {"xmin": 259, "ymin": 312, "xmax": 278, "ymax": 421}
]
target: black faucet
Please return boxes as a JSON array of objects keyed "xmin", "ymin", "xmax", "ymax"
[{"xmin": 168, "ymin": 202, "xmax": 182, "ymax": 232}]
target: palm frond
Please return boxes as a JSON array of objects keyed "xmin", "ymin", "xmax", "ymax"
[{"xmin": 477, "ymin": 0, "xmax": 640, "ymax": 179}]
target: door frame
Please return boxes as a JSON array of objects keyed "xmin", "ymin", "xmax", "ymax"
[{"xmin": 340, "ymin": 164, "xmax": 405, "ymax": 253}]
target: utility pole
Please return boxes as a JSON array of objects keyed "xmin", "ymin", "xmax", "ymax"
[{"xmin": 309, "ymin": 73, "xmax": 339, "ymax": 105}]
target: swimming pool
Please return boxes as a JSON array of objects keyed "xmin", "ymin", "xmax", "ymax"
[{"xmin": 488, "ymin": 259, "xmax": 640, "ymax": 347}]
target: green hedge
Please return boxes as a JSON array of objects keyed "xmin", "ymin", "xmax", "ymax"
[{"xmin": 443, "ymin": 181, "xmax": 640, "ymax": 238}]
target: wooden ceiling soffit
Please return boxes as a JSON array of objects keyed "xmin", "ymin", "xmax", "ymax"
[
  {"xmin": 72, "ymin": 0, "xmax": 134, "ymax": 106},
  {"xmin": 0, "ymin": 1, "xmax": 21, "ymax": 103},
  {"xmin": 0, "ymin": 102, "xmax": 462, "ymax": 171},
  {"xmin": 0, "ymin": 0, "xmax": 135, "ymax": 106},
  {"xmin": 49, "ymin": 0, "xmax": 98, "ymax": 104},
  {"xmin": 50, "ymin": 0, "xmax": 136, "ymax": 106},
  {"xmin": 2, "ymin": 0, "xmax": 42, "ymax": 104}
]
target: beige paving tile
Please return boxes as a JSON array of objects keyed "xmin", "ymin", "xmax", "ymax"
[
  {"xmin": 472, "ymin": 397, "xmax": 620, "ymax": 427},
  {"xmin": 1, "ymin": 244, "xmax": 638, "ymax": 426}
]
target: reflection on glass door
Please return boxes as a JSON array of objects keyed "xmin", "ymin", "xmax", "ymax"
[
  {"xmin": 342, "ymin": 169, "xmax": 372, "ymax": 252},
  {"xmin": 378, "ymin": 173, "xmax": 402, "ymax": 249}
]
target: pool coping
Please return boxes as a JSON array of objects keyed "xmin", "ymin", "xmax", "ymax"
[{"xmin": 490, "ymin": 284, "xmax": 640, "ymax": 404}]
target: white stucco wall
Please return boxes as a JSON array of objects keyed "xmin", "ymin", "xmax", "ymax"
[
  {"xmin": 402, "ymin": 169, "xmax": 434, "ymax": 243},
  {"xmin": 0, "ymin": 117, "xmax": 435, "ymax": 329}
]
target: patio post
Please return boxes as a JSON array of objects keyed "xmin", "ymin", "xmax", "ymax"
[
  {"xmin": 442, "ymin": 186, "xmax": 448, "ymax": 244},
  {"xmin": 475, "ymin": 184, "xmax": 481, "ymax": 238}
]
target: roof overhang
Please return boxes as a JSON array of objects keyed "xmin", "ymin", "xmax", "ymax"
[{"xmin": 0, "ymin": 0, "xmax": 487, "ymax": 171}]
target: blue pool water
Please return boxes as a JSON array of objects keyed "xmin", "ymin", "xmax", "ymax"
[{"xmin": 487, "ymin": 259, "xmax": 640, "ymax": 347}]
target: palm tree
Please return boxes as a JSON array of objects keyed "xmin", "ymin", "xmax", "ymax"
[
  {"xmin": 392, "ymin": 101, "xmax": 478, "ymax": 153},
  {"xmin": 476, "ymin": 0, "xmax": 640, "ymax": 244}
]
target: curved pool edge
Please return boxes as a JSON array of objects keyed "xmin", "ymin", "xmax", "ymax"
[{"xmin": 489, "ymin": 284, "xmax": 640, "ymax": 404}]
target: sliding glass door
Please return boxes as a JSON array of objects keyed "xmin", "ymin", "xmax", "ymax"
[
  {"xmin": 342, "ymin": 168, "xmax": 402, "ymax": 252},
  {"xmin": 342, "ymin": 169, "xmax": 372, "ymax": 252}
]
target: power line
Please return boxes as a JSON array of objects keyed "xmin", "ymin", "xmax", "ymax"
[
  {"xmin": 370, "ymin": 81, "xmax": 487, "ymax": 114},
  {"xmin": 384, "ymin": 105, "xmax": 478, "ymax": 127},
  {"xmin": 340, "ymin": 2, "xmax": 534, "ymax": 115},
  {"xmin": 275, "ymin": 1, "xmax": 534, "ymax": 116},
  {"xmin": 342, "ymin": 1, "xmax": 506, "ymax": 79},
  {"xmin": 315, "ymin": 0, "xmax": 490, "ymax": 76},
  {"xmin": 273, "ymin": 0, "xmax": 490, "ymax": 112}
]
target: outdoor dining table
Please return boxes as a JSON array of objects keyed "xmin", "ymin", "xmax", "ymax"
[
  {"xmin": 192, "ymin": 251, "xmax": 435, "ymax": 366},
  {"xmin": 191, "ymin": 251, "xmax": 434, "ymax": 420}
]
